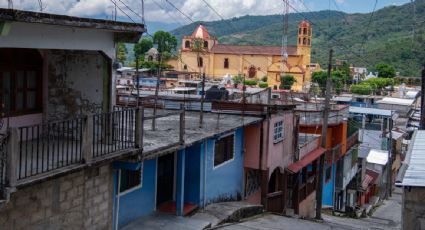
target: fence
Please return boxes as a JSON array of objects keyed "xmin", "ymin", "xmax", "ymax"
[
  {"xmin": 93, "ymin": 108, "xmax": 136, "ymax": 157},
  {"xmin": 17, "ymin": 117, "xmax": 84, "ymax": 180}
]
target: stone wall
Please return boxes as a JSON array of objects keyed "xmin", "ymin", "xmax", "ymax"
[
  {"xmin": 403, "ymin": 187, "xmax": 425, "ymax": 230},
  {"xmin": 47, "ymin": 50, "xmax": 106, "ymax": 121},
  {"xmin": 0, "ymin": 164, "xmax": 113, "ymax": 230}
]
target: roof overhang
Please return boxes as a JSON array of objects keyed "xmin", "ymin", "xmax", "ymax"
[
  {"xmin": 0, "ymin": 9, "xmax": 145, "ymax": 42},
  {"xmin": 287, "ymin": 147, "xmax": 326, "ymax": 173}
]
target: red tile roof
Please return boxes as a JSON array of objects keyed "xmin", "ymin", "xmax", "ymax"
[
  {"xmin": 287, "ymin": 147, "xmax": 326, "ymax": 173},
  {"xmin": 211, "ymin": 44, "xmax": 298, "ymax": 56}
]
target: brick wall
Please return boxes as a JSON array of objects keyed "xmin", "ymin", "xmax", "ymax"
[{"xmin": 0, "ymin": 164, "xmax": 113, "ymax": 230}]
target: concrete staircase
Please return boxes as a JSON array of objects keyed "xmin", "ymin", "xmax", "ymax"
[{"xmin": 189, "ymin": 201, "xmax": 264, "ymax": 228}]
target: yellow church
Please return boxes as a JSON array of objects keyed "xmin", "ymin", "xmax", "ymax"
[{"xmin": 168, "ymin": 20, "xmax": 316, "ymax": 91}]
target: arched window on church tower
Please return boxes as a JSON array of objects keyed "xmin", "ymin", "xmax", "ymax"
[
  {"xmin": 299, "ymin": 28, "xmax": 302, "ymax": 35},
  {"xmin": 298, "ymin": 38, "xmax": 301, "ymax": 45},
  {"xmin": 308, "ymin": 38, "xmax": 311, "ymax": 45},
  {"xmin": 303, "ymin": 38, "xmax": 307, "ymax": 45},
  {"xmin": 204, "ymin": 41, "xmax": 208, "ymax": 49},
  {"xmin": 185, "ymin": 40, "xmax": 190, "ymax": 48},
  {"xmin": 184, "ymin": 64, "xmax": 188, "ymax": 70},
  {"xmin": 303, "ymin": 28, "xmax": 307, "ymax": 35}
]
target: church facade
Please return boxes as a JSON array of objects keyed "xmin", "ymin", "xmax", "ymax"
[{"xmin": 168, "ymin": 20, "xmax": 315, "ymax": 92}]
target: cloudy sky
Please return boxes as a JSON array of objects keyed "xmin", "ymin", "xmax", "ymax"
[{"xmin": 0, "ymin": 0, "xmax": 411, "ymax": 31}]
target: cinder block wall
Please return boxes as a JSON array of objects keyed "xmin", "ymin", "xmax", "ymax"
[
  {"xmin": 0, "ymin": 164, "xmax": 113, "ymax": 229},
  {"xmin": 403, "ymin": 187, "xmax": 425, "ymax": 230}
]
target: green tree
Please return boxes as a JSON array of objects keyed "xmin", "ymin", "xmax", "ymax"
[
  {"xmin": 232, "ymin": 75, "xmax": 244, "ymax": 85},
  {"xmin": 280, "ymin": 75, "xmax": 296, "ymax": 90},
  {"xmin": 134, "ymin": 38, "xmax": 153, "ymax": 61},
  {"xmin": 350, "ymin": 84, "xmax": 373, "ymax": 95},
  {"xmin": 153, "ymin": 31, "xmax": 178, "ymax": 56},
  {"xmin": 375, "ymin": 63, "xmax": 396, "ymax": 78},
  {"xmin": 117, "ymin": 42, "xmax": 127, "ymax": 63}
]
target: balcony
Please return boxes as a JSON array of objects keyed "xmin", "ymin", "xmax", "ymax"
[
  {"xmin": 295, "ymin": 103, "xmax": 349, "ymax": 126},
  {"xmin": 1, "ymin": 107, "xmax": 186, "ymax": 188}
]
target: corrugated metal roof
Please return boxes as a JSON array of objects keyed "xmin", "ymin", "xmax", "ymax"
[
  {"xmin": 366, "ymin": 149, "xmax": 388, "ymax": 165},
  {"xmin": 349, "ymin": 106, "xmax": 394, "ymax": 117},
  {"xmin": 376, "ymin": 97, "xmax": 414, "ymax": 106},
  {"xmin": 397, "ymin": 130, "xmax": 425, "ymax": 187}
]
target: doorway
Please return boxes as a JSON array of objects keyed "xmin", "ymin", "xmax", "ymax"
[{"xmin": 156, "ymin": 153, "xmax": 175, "ymax": 207}]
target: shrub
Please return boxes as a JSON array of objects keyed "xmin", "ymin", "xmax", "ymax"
[
  {"xmin": 244, "ymin": 80, "xmax": 258, "ymax": 86},
  {"xmin": 259, "ymin": 82, "xmax": 268, "ymax": 88}
]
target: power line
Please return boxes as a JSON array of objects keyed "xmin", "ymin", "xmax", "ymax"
[
  {"xmin": 164, "ymin": 0, "xmax": 194, "ymax": 23},
  {"xmin": 358, "ymin": 0, "xmax": 378, "ymax": 55},
  {"xmin": 108, "ymin": 0, "xmax": 138, "ymax": 24},
  {"xmin": 150, "ymin": 0, "xmax": 185, "ymax": 27}
]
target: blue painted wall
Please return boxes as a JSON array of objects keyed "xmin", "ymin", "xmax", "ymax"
[
  {"xmin": 322, "ymin": 162, "xmax": 335, "ymax": 207},
  {"xmin": 204, "ymin": 128, "xmax": 244, "ymax": 204},
  {"xmin": 113, "ymin": 158, "xmax": 157, "ymax": 228},
  {"xmin": 184, "ymin": 144, "xmax": 202, "ymax": 205}
]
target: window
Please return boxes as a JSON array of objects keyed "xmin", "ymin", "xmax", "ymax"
[
  {"xmin": 198, "ymin": 57, "xmax": 203, "ymax": 67},
  {"xmin": 248, "ymin": 66, "xmax": 256, "ymax": 78},
  {"xmin": 185, "ymin": 40, "xmax": 191, "ymax": 48},
  {"xmin": 203, "ymin": 41, "xmax": 208, "ymax": 49},
  {"xmin": 214, "ymin": 134, "xmax": 234, "ymax": 167},
  {"xmin": 224, "ymin": 58, "xmax": 229, "ymax": 69},
  {"xmin": 325, "ymin": 166, "xmax": 332, "ymax": 183},
  {"xmin": 273, "ymin": 121, "xmax": 284, "ymax": 143},
  {"xmin": 303, "ymin": 27, "xmax": 307, "ymax": 34},
  {"xmin": 183, "ymin": 64, "xmax": 188, "ymax": 70},
  {"xmin": 0, "ymin": 49, "xmax": 42, "ymax": 116},
  {"xmin": 118, "ymin": 164, "xmax": 143, "ymax": 193}
]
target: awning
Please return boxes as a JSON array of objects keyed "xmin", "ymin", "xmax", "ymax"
[
  {"xmin": 287, "ymin": 147, "xmax": 326, "ymax": 173},
  {"xmin": 362, "ymin": 169, "xmax": 379, "ymax": 189}
]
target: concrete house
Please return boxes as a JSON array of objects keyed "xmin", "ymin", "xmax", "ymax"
[
  {"xmin": 0, "ymin": 9, "xmax": 146, "ymax": 229},
  {"xmin": 112, "ymin": 109, "xmax": 262, "ymax": 228},
  {"xmin": 286, "ymin": 134, "xmax": 325, "ymax": 218},
  {"xmin": 239, "ymin": 102, "xmax": 296, "ymax": 214},
  {"xmin": 294, "ymin": 103, "xmax": 351, "ymax": 208}
]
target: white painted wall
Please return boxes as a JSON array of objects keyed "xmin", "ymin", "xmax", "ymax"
[{"xmin": 0, "ymin": 22, "xmax": 116, "ymax": 59}]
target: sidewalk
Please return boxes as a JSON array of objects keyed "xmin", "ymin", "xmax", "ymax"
[{"xmin": 189, "ymin": 201, "xmax": 264, "ymax": 227}]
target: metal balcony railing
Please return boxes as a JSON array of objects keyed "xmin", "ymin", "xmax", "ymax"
[{"xmin": 3, "ymin": 106, "xmax": 186, "ymax": 189}]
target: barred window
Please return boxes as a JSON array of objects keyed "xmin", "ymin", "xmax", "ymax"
[{"xmin": 273, "ymin": 121, "xmax": 284, "ymax": 143}]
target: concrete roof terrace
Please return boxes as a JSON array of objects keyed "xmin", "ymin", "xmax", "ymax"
[{"xmin": 141, "ymin": 109, "xmax": 263, "ymax": 159}]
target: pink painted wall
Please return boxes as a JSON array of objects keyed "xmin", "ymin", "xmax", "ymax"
[
  {"xmin": 244, "ymin": 124, "xmax": 261, "ymax": 169},
  {"xmin": 267, "ymin": 111, "xmax": 295, "ymax": 177},
  {"xmin": 299, "ymin": 135, "xmax": 320, "ymax": 160}
]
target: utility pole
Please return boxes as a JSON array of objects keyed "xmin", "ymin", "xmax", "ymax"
[
  {"xmin": 199, "ymin": 72, "xmax": 206, "ymax": 128},
  {"xmin": 387, "ymin": 115, "xmax": 393, "ymax": 198},
  {"xmin": 136, "ymin": 57, "xmax": 140, "ymax": 107},
  {"xmin": 316, "ymin": 48, "xmax": 333, "ymax": 220},
  {"xmin": 420, "ymin": 63, "xmax": 425, "ymax": 130},
  {"xmin": 152, "ymin": 53, "xmax": 162, "ymax": 131}
]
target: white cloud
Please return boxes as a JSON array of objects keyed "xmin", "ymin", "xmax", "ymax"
[
  {"xmin": 335, "ymin": 0, "xmax": 345, "ymax": 4},
  {"xmin": 0, "ymin": 0, "xmax": 303, "ymax": 24}
]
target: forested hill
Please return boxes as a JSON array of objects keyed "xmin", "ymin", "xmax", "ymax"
[{"xmin": 171, "ymin": 1, "xmax": 425, "ymax": 77}]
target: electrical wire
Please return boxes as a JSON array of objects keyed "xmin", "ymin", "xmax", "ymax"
[{"xmin": 358, "ymin": 0, "xmax": 378, "ymax": 55}]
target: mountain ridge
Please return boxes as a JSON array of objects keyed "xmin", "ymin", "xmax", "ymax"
[{"xmin": 170, "ymin": 1, "xmax": 425, "ymax": 77}]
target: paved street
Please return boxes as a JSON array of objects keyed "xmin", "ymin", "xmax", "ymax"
[{"xmin": 219, "ymin": 188, "xmax": 402, "ymax": 230}]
